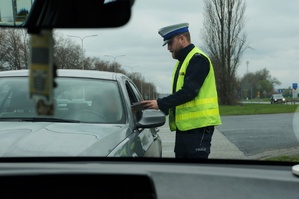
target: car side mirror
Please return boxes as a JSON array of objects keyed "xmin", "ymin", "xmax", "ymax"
[{"xmin": 136, "ymin": 109, "xmax": 165, "ymax": 129}]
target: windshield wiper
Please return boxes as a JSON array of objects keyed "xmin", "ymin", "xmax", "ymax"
[{"xmin": 0, "ymin": 117, "xmax": 81, "ymax": 123}]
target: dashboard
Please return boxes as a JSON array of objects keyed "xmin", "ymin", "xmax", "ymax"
[{"xmin": 0, "ymin": 158, "xmax": 298, "ymax": 199}]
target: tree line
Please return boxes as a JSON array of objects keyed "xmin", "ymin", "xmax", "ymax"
[
  {"xmin": 0, "ymin": 28, "xmax": 157, "ymax": 99},
  {"xmin": 238, "ymin": 68, "xmax": 281, "ymax": 99},
  {"xmin": 1, "ymin": 0, "xmax": 282, "ymax": 105}
]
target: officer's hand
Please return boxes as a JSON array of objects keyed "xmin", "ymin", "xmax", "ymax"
[{"xmin": 141, "ymin": 100, "xmax": 159, "ymax": 110}]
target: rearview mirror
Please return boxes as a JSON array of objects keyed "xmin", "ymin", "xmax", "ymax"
[
  {"xmin": 0, "ymin": 0, "xmax": 32, "ymax": 26},
  {"xmin": 0, "ymin": 0, "xmax": 133, "ymax": 29},
  {"xmin": 136, "ymin": 109, "xmax": 166, "ymax": 129}
]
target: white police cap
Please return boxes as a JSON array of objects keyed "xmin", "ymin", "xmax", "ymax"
[{"xmin": 158, "ymin": 23, "xmax": 189, "ymax": 46}]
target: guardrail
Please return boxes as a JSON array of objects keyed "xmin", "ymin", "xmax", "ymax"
[{"xmin": 285, "ymin": 99, "xmax": 299, "ymax": 105}]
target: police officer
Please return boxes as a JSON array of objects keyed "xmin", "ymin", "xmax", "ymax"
[{"xmin": 142, "ymin": 23, "xmax": 221, "ymax": 159}]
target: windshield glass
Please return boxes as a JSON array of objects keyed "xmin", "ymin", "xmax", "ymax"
[
  {"xmin": 0, "ymin": 0, "xmax": 33, "ymax": 26},
  {"xmin": 0, "ymin": 77, "xmax": 125, "ymax": 124},
  {"xmin": 0, "ymin": 0, "xmax": 298, "ymax": 161},
  {"xmin": 272, "ymin": 94, "xmax": 283, "ymax": 98}
]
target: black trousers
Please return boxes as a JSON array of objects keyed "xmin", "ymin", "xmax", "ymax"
[{"xmin": 174, "ymin": 126, "xmax": 214, "ymax": 159}]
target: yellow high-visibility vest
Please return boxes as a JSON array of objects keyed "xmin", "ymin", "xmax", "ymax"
[{"xmin": 169, "ymin": 46, "xmax": 221, "ymax": 131}]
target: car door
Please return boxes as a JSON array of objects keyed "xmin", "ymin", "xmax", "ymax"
[{"xmin": 124, "ymin": 79, "xmax": 162, "ymax": 157}]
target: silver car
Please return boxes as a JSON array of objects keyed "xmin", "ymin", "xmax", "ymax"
[{"xmin": 0, "ymin": 69, "xmax": 165, "ymax": 157}]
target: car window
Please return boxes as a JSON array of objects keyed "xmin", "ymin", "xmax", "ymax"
[
  {"xmin": 0, "ymin": 77, "xmax": 125, "ymax": 124},
  {"xmin": 128, "ymin": 81, "xmax": 143, "ymax": 102},
  {"xmin": 0, "ymin": 84, "xmax": 12, "ymax": 110},
  {"xmin": 125, "ymin": 80, "xmax": 143, "ymax": 121},
  {"xmin": 125, "ymin": 81, "xmax": 137, "ymax": 105}
]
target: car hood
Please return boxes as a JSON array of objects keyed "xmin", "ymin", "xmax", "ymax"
[{"xmin": 0, "ymin": 122, "xmax": 128, "ymax": 157}]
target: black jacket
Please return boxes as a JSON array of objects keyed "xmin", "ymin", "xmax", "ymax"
[{"xmin": 157, "ymin": 44, "xmax": 210, "ymax": 115}]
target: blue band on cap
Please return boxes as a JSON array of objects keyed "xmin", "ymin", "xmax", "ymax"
[{"xmin": 163, "ymin": 27, "xmax": 189, "ymax": 40}]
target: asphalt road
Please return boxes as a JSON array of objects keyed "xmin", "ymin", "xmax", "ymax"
[
  {"xmin": 159, "ymin": 113, "xmax": 299, "ymax": 159},
  {"xmin": 217, "ymin": 113, "xmax": 299, "ymax": 156},
  {"xmin": 241, "ymin": 100, "xmax": 299, "ymax": 105},
  {"xmin": 158, "ymin": 120, "xmax": 250, "ymax": 159},
  {"xmin": 158, "ymin": 123, "xmax": 175, "ymax": 158}
]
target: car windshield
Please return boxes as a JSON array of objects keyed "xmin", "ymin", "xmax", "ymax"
[
  {"xmin": 0, "ymin": 0, "xmax": 298, "ymax": 162},
  {"xmin": 272, "ymin": 94, "xmax": 283, "ymax": 98},
  {"xmin": 0, "ymin": 77, "xmax": 125, "ymax": 124}
]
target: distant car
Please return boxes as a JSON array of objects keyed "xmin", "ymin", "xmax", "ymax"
[
  {"xmin": 0, "ymin": 69, "xmax": 165, "ymax": 157},
  {"xmin": 270, "ymin": 94, "xmax": 285, "ymax": 104}
]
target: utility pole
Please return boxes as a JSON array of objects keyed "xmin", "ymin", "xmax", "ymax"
[
  {"xmin": 246, "ymin": 61, "xmax": 249, "ymax": 74},
  {"xmin": 67, "ymin": 34, "xmax": 98, "ymax": 70},
  {"xmin": 104, "ymin": 55, "xmax": 125, "ymax": 72},
  {"xmin": 125, "ymin": 65, "xmax": 140, "ymax": 73},
  {"xmin": 12, "ymin": 0, "xmax": 17, "ymax": 26}
]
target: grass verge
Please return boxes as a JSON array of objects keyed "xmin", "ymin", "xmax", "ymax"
[
  {"xmin": 265, "ymin": 156, "xmax": 299, "ymax": 162},
  {"xmin": 219, "ymin": 104, "xmax": 299, "ymax": 116}
]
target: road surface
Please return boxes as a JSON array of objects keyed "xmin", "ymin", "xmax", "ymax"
[
  {"xmin": 159, "ymin": 113, "xmax": 299, "ymax": 159},
  {"xmin": 217, "ymin": 113, "xmax": 299, "ymax": 157}
]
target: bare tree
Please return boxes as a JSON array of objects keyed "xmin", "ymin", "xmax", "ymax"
[
  {"xmin": 0, "ymin": 28, "xmax": 29, "ymax": 70},
  {"xmin": 18, "ymin": 29, "xmax": 30, "ymax": 69},
  {"xmin": 201, "ymin": 0, "xmax": 248, "ymax": 105},
  {"xmin": 0, "ymin": 29, "xmax": 156, "ymax": 98},
  {"xmin": 53, "ymin": 32, "xmax": 82, "ymax": 69},
  {"xmin": 0, "ymin": 29, "xmax": 6, "ymax": 70}
]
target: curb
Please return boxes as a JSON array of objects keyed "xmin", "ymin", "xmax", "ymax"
[{"xmin": 210, "ymin": 128, "xmax": 246, "ymax": 159}]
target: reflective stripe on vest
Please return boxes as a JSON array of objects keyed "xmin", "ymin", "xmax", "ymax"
[{"xmin": 169, "ymin": 47, "xmax": 221, "ymax": 131}]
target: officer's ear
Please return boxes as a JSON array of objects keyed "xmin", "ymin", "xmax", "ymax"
[{"xmin": 178, "ymin": 34, "xmax": 187, "ymax": 45}]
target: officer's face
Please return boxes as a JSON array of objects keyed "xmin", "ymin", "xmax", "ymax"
[{"xmin": 167, "ymin": 35, "xmax": 184, "ymax": 59}]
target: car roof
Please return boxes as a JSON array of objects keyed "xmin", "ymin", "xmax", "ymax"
[{"xmin": 0, "ymin": 69, "xmax": 126, "ymax": 81}]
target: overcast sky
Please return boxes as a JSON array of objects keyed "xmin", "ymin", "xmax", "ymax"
[{"xmin": 59, "ymin": 0, "xmax": 299, "ymax": 93}]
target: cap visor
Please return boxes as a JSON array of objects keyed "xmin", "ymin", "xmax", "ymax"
[{"xmin": 162, "ymin": 39, "xmax": 170, "ymax": 46}]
